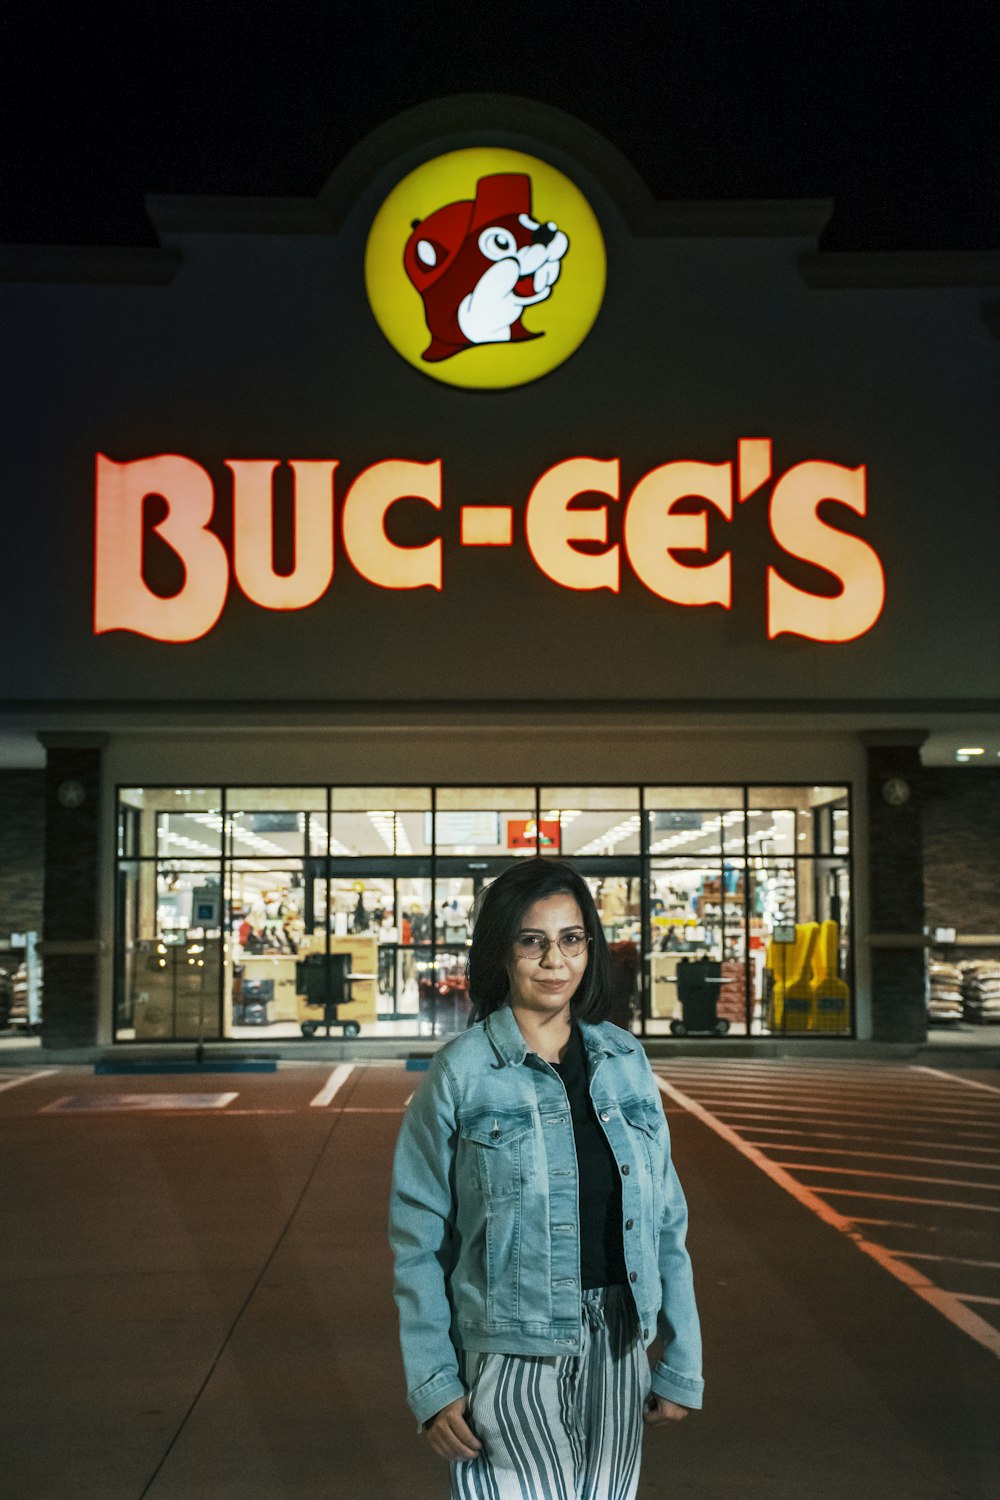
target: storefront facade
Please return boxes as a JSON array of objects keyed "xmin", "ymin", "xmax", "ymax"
[{"xmin": 3, "ymin": 97, "xmax": 998, "ymax": 1050}]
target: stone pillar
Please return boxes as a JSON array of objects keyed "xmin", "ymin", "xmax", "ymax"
[
  {"xmin": 37, "ymin": 733, "xmax": 108, "ymax": 1049},
  {"xmin": 862, "ymin": 731, "xmax": 928, "ymax": 1043}
]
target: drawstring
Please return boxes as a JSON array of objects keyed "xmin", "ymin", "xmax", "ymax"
[{"xmin": 581, "ymin": 1289, "xmax": 608, "ymax": 1333}]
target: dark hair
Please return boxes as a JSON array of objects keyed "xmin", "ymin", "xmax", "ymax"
[{"xmin": 467, "ymin": 857, "xmax": 613, "ymax": 1024}]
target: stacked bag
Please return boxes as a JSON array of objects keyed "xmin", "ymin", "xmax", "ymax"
[
  {"xmin": 928, "ymin": 960, "xmax": 964, "ymax": 1022},
  {"xmin": 959, "ymin": 959, "xmax": 1000, "ymax": 1023}
]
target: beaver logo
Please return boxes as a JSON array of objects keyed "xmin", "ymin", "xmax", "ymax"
[
  {"xmin": 365, "ymin": 147, "xmax": 605, "ymax": 389},
  {"xmin": 403, "ymin": 173, "xmax": 570, "ymax": 363}
]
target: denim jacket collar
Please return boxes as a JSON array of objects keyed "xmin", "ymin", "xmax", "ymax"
[{"xmin": 483, "ymin": 1001, "xmax": 637, "ymax": 1068}]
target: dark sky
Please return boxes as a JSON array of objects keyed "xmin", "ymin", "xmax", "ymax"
[{"xmin": 3, "ymin": 0, "xmax": 999, "ymax": 251}]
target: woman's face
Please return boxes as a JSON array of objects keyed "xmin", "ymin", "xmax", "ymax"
[{"xmin": 506, "ymin": 892, "xmax": 589, "ymax": 1020}]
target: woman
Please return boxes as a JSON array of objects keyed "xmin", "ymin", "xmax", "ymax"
[{"xmin": 389, "ymin": 857, "xmax": 703, "ymax": 1499}]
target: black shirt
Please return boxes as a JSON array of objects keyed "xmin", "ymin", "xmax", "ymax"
[{"xmin": 551, "ymin": 1023, "xmax": 627, "ymax": 1289}]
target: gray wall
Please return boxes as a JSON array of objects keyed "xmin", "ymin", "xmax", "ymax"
[
  {"xmin": 923, "ymin": 767, "xmax": 1000, "ymax": 939},
  {"xmin": 0, "ymin": 770, "xmax": 44, "ymax": 938}
]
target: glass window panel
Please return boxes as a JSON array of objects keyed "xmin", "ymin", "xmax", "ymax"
[
  {"xmin": 436, "ymin": 787, "xmax": 535, "ymax": 811},
  {"xmin": 227, "ymin": 787, "xmax": 327, "ymax": 812},
  {"xmin": 225, "ymin": 864, "xmax": 308, "ymax": 957},
  {"xmin": 646, "ymin": 861, "xmax": 741, "ymax": 1036},
  {"xmin": 746, "ymin": 786, "xmax": 849, "ymax": 857},
  {"xmin": 117, "ymin": 790, "xmax": 143, "ymax": 859},
  {"xmin": 327, "ymin": 798, "xmax": 432, "ymax": 856},
  {"xmin": 423, "ymin": 949, "xmax": 473, "ymax": 1037},
  {"xmin": 329, "ymin": 810, "xmax": 395, "ymax": 856},
  {"xmin": 330, "ymin": 786, "xmax": 431, "ymax": 812},
  {"xmin": 645, "ymin": 787, "xmax": 744, "ymax": 811},
  {"xmin": 645, "ymin": 789, "xmax": 745, "ymax": 857},
  {"xmin": 397, "ymin": 877, "xmax": 433, "ymax": 944},
  {"xmin": 752, "ymin": 857, "xmax": 851, "ymax": 1037},
  {"xmin": 226, "ymin": 788, "xmax": 328, "ymax": 858},
  {"xmin": 746, "ymin": 803, "xmax": 797, "ymax": 857},
  {"xmin": 432, "ymin": 804, "xmax": 536, "ymax": 857},
  {"xmin": 433, "ymin": 876, "xmax": 479, "ymax": 946},
  {"xmin": 116, "ymin": 865, "xmax": 222, "ymax": 1042},
  {"xmin": 122, "ymin": 788, "xmax": 223, "ymax": 860},
  {"xmin": 226, "ymin": 872, "xmax": 328, "ymax": 1039},
  {"xmin": 540, "ymin": 787, "xmax": 639, "ymax": 810},
  {"xmin": 560, "ymin": 810, "xmax": 641, "ymax": 856}
]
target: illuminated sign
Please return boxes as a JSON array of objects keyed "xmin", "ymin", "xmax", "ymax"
[
  {"xmin": 93, "ymin": 439, "xmax": 886, "ymax": 645},
  {"xmin": 508, "ymin": 819, "xmax": 559, "ymax": 850},
  {"xmin": 364, "ymin": 148, "xmax": 606, "ymax": 389}
]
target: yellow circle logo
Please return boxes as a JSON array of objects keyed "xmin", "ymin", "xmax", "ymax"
[{"xmin": 365, "ymin": 148, "xmax": 606, "ymax": 390}]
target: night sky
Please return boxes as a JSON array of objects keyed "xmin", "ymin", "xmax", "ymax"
[{"xmin": 2, "ymin": 1, "xmax": 998, "ymax": 251}]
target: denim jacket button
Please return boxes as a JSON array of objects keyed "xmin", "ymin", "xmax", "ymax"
[
  {"xmin": 625, "ymin": 1218, "xmax": 634, "ymax": 1230},
  {"xmin": 599, "ymin": 1111, "xmax": 610, "ymax": 1121},
  {"xmin": 629, "ymin": 1271, "xmax": 638, "ymax": 1283},
  {"xmin": 621, "ymin": 1164, "xmax": 630, "ymax": 1176}
]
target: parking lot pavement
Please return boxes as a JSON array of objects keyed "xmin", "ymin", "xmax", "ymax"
[
  {"xmin": 0, "ymin": 1059, "xmax": 414, "ymax": 1117},
  {"xmin": 653, "ymin": 1058, "xmax": 1000, "ymax": 1354},
  {"xmin": 1, "ymin": 1057, "xmax": 998, "ymax": 1499}
]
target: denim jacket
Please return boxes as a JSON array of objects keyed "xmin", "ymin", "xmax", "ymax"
[{"xmin": 389, "ymin": 1004, "xmax": 704, "ymax": 1426}]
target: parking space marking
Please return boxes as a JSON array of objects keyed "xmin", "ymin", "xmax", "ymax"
[
  {"xmin": 774, "ymin": 1163, "xmax": 1000, "ymax": 1190},
  {"xmin": 655, "ymin": 1070, "xmax": 1000, "ymax": 1361},
  {"xmin": 910, "ymin": 1065, "xmax": 1000, "ymax": 1096},
  {"xmin": 309, "ymin": 1064, "xmax": 355, "ymax": 1108},
  {"xmin": 664, "ymin": 1097, "xmax": 1000, "ymax": 1127},
  {"xmin": 892, "ymin": 1253, "xmax": 1000, "ymax": 1271},
  {"xmin": 41, "ymin": 1092, "xmax": 238, "ymax": 1113},
  {"xmin": 751, "ymin": 1143, "xmax": 1000, "ymax": 1170},
  {"xmin": 0, "ymin": 1068, "xmax": 58, "ymax": 1093},
  {"xmin": 811, "ymin": 1187, "xmax": 1000, "ymax": 1213}
]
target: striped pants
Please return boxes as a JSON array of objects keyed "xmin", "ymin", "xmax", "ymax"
[{"xmin": 450, "ymin": 1285, "xmax": 651, "ymax": 1500}]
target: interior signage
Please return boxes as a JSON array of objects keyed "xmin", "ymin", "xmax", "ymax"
[
  {"xmin": 93, "ymin": 438, "xmax": 886, "ymax": 646},
  {"xmin": 364, "ymin": 148, "xmax": 606, "ymax": 389}
]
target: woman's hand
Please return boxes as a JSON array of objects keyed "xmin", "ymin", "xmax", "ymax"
[
  {"xmin": 424, "ymin": 1396, "xmax": 483, "ymax": 1461},
  {"xmin": 643, "ymin": 1394, "xmax": 692, "ymax": 1426}
]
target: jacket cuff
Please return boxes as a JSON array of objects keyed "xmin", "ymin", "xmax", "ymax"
[
  {"xmin": 408, "ymin": 1370, "xmax": 467, "ymax": 1429},
  {"xmin": 650, "ymin": 1358, "xmax": 704, "ymax": 1411}
]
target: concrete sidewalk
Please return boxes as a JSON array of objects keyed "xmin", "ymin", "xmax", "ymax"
[{"xmin": 2, "ymin": 1062, "xmax": 998, "ymax": 1498}]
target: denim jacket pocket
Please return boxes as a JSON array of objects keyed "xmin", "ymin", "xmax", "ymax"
[
  {"xmin": 458, "ymin": 1108, "xmax": 534, "ymax": 1201},
  {"xmin": 620, "ymin": 1097, "xmax": 666, "ymax": 1210}
]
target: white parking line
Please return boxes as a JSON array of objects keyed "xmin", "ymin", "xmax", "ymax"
[
  {"xmin": 655, "ymin": 1072, "xmax": 1000, "ymax": 1362},
  {"xmin": 777, "ymin": 1163, "xmax": 1000, "ymax": 1190},
  {"xmin": 888, "ymin": 1253, "xmax": 1000, "ymax": 1271},
  {"xmin": 802, "ymin": 1187, "xmax": 1000, "ymax": 1213},
  {"xmin": 309, "ymin": 1064, "xmax": 355, "ymax": 1108},
  {"xmin": 910, "ymin": 1065, "xmax": 1000, "ymax": 1096},
  {"xmin": 750, "ymin": 1143, "xmax": 1000, "ymax": 1170},
  {"xmin": 745, "ymin": 1127, "xmax": 1000, "ymax": 1154},
  {"xmin": 693, "ymin": 1109, "xmax": 1000, "ymax": 1137},
  {"xmin": 0, "ymin": 1069, "xmax": 58, "ymax": 1093},
  {"xmin": 849, "ymin": 1216, "xmax": 919, "ymax": 1229},
  {"xmin": 671, "ymin": 1097, "xmax": 1000, "ymax": 1125}
]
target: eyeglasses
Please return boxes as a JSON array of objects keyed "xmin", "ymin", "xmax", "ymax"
[{"xmin": 513, "ymin": 930, "xmax": 591, "ymax": 960}]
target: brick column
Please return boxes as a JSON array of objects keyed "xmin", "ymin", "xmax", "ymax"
[
  {"xmin": 37, "ymin": 733, "xmax": 108, "ymax": 1049},
  {"xmin": 862, "ymin": 731, "xmax": 928, "ymax": 1043}
]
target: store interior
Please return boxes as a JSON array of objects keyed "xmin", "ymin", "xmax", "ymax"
[{"xmin": 112, "ymin": 783, "xmax": 854, "ymax": 1041}]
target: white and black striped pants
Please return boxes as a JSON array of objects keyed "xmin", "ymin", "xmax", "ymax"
[{"xmin": 450, "ymin": 1285, "xmax": 651, "ymax": 1500}]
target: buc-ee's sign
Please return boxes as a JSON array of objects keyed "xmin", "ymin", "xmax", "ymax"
[
  {"xmin": 93, "ymin": 151, "xmax": 885, "ymax": 648},
  {"xmin": 93, "ymin": 438, "xmax": 886, "ymax": 646}
]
